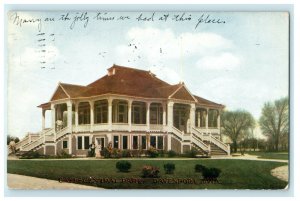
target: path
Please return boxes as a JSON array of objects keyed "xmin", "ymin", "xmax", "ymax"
[
  {"xmin": 270, "ymin": 165, "xmax": 289, "ymax": 182},
  {"xmin": 7, "ymin": 174, "xmax": 103, "ymax": 190}
]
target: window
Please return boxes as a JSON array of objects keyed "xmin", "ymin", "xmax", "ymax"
[
  {"xmin": 132, "ymin": 136, "xmax": 138, "ymax": 149},
  {"xmin": 113, "ymin": 136, "xmax": 119, "ymax": 149},
  {"xmin": 132, "ymin": 102, "xmax": 146, "ymax": 124},
  {"xmin": 141, "ymin": 136, "xmax": 147, "ymax": 149},
  {"xmin": 150, "ymin": 136, "xmax": 156, "ymax": 148},
  {"xmin": 84, "ymin": 136, "xmax": 90, "ymax": 149},
  {"xmin": 77, "ymin": 136, "xmax": 82, "ymax": 149},
  {"xmin": 94, "ymin": 100, "xmax": 108, "ymax": 123},
  {"xmin": 112, "ymin": 100, "xmax": 128, "ymax": 123},
  {"xmin": 63, "ymin": 140, "xmax": 68, "ymax": 149},
  {"xmin": 122, "ymin": 136, "xmax": 128, "ymax": 149},
  {"xmin": 150, "ymin": 103, "xmax": 163, "ymax": 124},
  {"xmin": 208, "ymin": 109, "xmax": 218, "ymax": 128},
  {"xmin": 78, "ymin": 102, "xmax": 90, "ymax": 125},
  {"xmin": 157, "ymin": 136, "xmax": 163, "ymax": 150}
]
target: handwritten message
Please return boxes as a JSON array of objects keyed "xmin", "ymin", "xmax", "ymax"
[{"xmin": 9, "ymin": 11, "xmax": 226, "ymax": 32}]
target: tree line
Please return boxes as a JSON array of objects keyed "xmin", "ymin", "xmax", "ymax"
[{"xmin": 221, "ymin": 97, "xmax": 289, "ymax": 153}]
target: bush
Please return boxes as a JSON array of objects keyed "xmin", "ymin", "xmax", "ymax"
[
  {"xmin": 141, "ymin": 165, "xmax": 160, "ymax": 178},
  {"xmin": 20, "ymin": 151, "xmax": 41, "ymax": 159},
  {"xmin": 58, "ymin": 150, "xmax": 72, "ymax": 158},
  {"xmin": 163, "ymin": 163, "xmax": 175, "ymax": 174},
  {"xmin": 184, "ymin": 148, "xmax": 198, "ymax": 158},
  {"xmin": 202, "ymin": 168, "xmax": 221, "ymax": 180},
  {"xmin": 116, "ymin": 161, "xmax": 132, "ymax": 172},
  {"xmin": 167, "ymin": 150, "xmax": 177, "ymax": 158},
  {"xmin": 121, "ymin": 150, "xmax": 132, "ymax": 158},
  {"xmin": 195, "ymin": 164, "xmax": 207, "ymax": 173},
  {"xmin": 147, "ymin": 147, "xmax": 159, "ymax": 158}
]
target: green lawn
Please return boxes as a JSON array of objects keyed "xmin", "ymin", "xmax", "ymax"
[
  {"xmin": 7, "ymin": 159, "xmax": 287, "ymax": 189},
  {"xmin": 246, "ymin": 151, "xmax": 289, "ymax": 160}
]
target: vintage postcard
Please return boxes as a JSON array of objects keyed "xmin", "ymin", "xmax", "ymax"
[{"xmin": 6, "ymin": 11, "xmax": 289, "ymax": 190}]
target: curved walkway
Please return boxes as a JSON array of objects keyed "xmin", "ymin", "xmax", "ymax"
[
  {"xmin": 270, "ymin": 165, "xmax": 289, "ymax": 182},
  {"xmin": 7, "ymin": 174, "xmax": 102, "ymax": 190}
]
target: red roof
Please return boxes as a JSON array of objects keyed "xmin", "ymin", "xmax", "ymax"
[{"xmin": 40, "ymin": 65, "xmax": 223, "ymax": 108}]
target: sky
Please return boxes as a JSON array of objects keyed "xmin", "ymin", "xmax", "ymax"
[{"xmin": 7, "ymin": 11, "xmax": 289, "ymax": 138}]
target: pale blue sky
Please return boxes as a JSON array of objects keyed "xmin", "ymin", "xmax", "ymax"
[{"xmin": 7, "ymin": 11, "xmax": 289, "ymax": 138}]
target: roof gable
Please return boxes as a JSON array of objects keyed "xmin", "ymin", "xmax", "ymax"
[
  {"xmin": 50, "ymin": 84, "xmax": 69, "ymax": 101},
  {"xmin": 169, "ymin": 84, "xmax": 196, "ymax": 102}
]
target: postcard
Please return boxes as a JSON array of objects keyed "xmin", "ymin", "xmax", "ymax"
[{"xmin": 6, "ymin": 11, "xmax": 289, "ymax": 190}]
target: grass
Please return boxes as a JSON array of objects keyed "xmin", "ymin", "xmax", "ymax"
[
  {"xmin": 246, "ymin": 151, "xmax": 289, "ymax": 160},
  {"xmin": 7, "ymin": 159, "xmax": 287, "ymax": 189}
]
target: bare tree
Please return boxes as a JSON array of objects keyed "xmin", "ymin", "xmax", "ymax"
[
  {"xmin": 221, "ymin": 110, "xmax": 255, "ymax": 153},
  {"xmin": 259, "ymin": 97, "xmax": 289, "ymax": 151}
]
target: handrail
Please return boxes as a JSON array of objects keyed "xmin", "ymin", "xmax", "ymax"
[
  {"xmin": 191, "ymin": 127, "xmax": 204, "ymax": 141},
  {"xmin": 55, "ymin": 127, "xmax": 68, "ymax": 141},
  {"xmin": 191, "ymin": 133, "xmax": 209, "ymax": 151},
  {"xmin": 15, "ymin": 136, "xmax": 30, "ymax": 150},
  {"xmin": 210, "ymin": 135, "xmax": 229, "ymax": 154},
  {"xmin": 22, "ymin": 136, "xmax": 44, "ymax": 151},
  {"xmin": 172, "ymin": 126, "xmax": 183, "ymax": 140}
]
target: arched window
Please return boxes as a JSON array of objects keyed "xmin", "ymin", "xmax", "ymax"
[
  {"xmin": 94, "ymin": 100, "xmax": 108, "ymax": 123},
  {"xmin": 78, "ymin": 102, "xmax": 90, "ymax": 125},
  {"xmin": 112, "ymin": 100, "xmax": 128, "ymax": 123}
]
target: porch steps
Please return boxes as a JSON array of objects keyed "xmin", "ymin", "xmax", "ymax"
[{"xmin": 204, "ymin": 141, "xmax": 228, "ymax": 155}]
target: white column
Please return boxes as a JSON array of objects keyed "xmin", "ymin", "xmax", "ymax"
[
  {"xmin": 206, "ymin": 108, "xmax": 209, "ymax": 129},
  {"xmin": 75, "ymin": 102, "xmax": 78, "ymax": 133},
  {"xmin": 217, "ymin": 109, "xmax": 221, "ymax": 130},
  {"xmin": 167, "ymin": 133, "xmax": 171, "ymax": 150},
  {"xmin": 108, "ymin": 98, "xmax": 112, "ymax": 131},
  {"xmin": 69, "ymin": 134, "xmax": 72, "ymax": 155},
  {"xmin": 89, "ymin": 101, "xmax": 94, "ymax": 132},
  {"xmin": 128, "ymin": 100, "xmax": 132, "ymax": 132},
  {"xmin": 162, "ymin": 103, "xmax": 166, "ymax": 126},
  {"xmin": 42, "ymin": 109, "xmax": 46, "ymax": 130},
  {"xmin": 197, "ymin": 110, "xmax": 200, "ymax": 127},
  {"xmin": 167, "ymin": 101, "xmax": 174, "ymax": 131},
  {"xmin": 146, "ymin": 102, "xmax": 151, "ymax": 131},
  {"xmin": 189, "ymin": 104, "xmax": 195, "ymax": 132},
  {"xmin": 67, "ymin": 101, "xmax": 72, "ymax": 133},
  {"xmin": 51, "ymin": 104, "xmax": 56, "ymax": 131}
]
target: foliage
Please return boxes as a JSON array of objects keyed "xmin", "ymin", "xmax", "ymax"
[
  {"xmin": 259, "ymin": 97, "xmax": 289, "ymax": 151},
  {"xmin": 20, "ymin": 151, "xmax": 42, "ymax": 159},
  {"xmin": 141, "ymin": 165, "xmax": 160, "ymax": 178},
  {"xmin": 202, "ymin": 168, "xmax": 221, "ymax": 180},
  {"xmin": 167, "ymin": 150, "xmax": 177, "ymax": 158},
  {"xmin": 195, "ymin": 164, "xmax": 207, "ymax": 173},
  {"xmin": 116, "ymin": 161, "xmax": 132, "ymax": 172},
  {"xmin": 7, "ymin": 135, "xmax": 20, "ymax": 145},
  {"xmin": 221, "ymin": 110, "xmax": 255, "ymax": 153},
  {"xmin": 184, "ymin": 148, "xmax": 198, "ymax": 158},
  {"xmin": 146, "ymin": 146, "xmax": 159, "ymax": 158},
  {"xmin": 121, "ymin": 150, "xmax": 132, "ymax": 158},
  {"xmin": 163, "ymin": 163, "xmax": 175, "ymax": 174},
  {"xmin": 57, "ymin": 150, "xmax": 72, "ymax": 158}
]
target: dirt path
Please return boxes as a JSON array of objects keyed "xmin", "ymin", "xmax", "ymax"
[
  {"xmin": 7, "ymin": 174, "xmax": 103, "ymax": 190},
  {"xmin": 270, "ymin": 165, "xmax": 289, "ymax": 182}
]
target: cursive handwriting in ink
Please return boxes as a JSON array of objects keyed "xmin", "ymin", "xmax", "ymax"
[
  {"xmin": 195, "ymin": 14, "xmax": 226, "ymax": 29},
  {"xmin": 94, "ymin": 12, "xmax": 115, "ymax": 21},
  {"xmin": 9, "ymin": 12, "xmax": 42, "ymax": 32},
  {"xmin": 136, "ymin": 12, "xmax": 155, "ymax": 22},
  {"xmin": 70, "ymin": 12, "xmax": 89, "ymax": 30}
]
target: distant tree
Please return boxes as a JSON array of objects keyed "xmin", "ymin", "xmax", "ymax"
[
  {"xmin": 7, "ymin": 135, "xmax": 20, "ymax": 145},
  {"xmin": 259, "ymin": 97, "xmax": 289, "ymax": 151},
  {"xmin": 221, "ymin": 110, "xmax": 255, "ymax": 153}
]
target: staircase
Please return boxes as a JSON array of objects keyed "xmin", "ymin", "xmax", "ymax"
[
  {"xmin": 171, "ymin": 126, "xmax": 230, "ymax": 156},
  {"xmin": 14, "ymin": 127, "xmax": 70, "ymax": 154}
]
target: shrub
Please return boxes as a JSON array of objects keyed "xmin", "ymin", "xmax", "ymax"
[
  {"xmin": 195, "ymin": 164, "xmax": 207, "ymax": 173},
  {"xmin": 58, "ymin": 150, "xmax": 72, "ymax": 158},
  {"xmin": 121, "ymin": 150, "xmax": 132, "ymax": 158},
  {"xmin": 141, "ymin": 165, "xmax": 160, "ymax": 178},
  {"xmin": 202, "ymin": 168, "xmax": 221, "ymax": 180},
  {"xmin": 167, "ymin": 150, "xmax": 177, "ymax": 158},
  {"xmin": 116, "ymin": 161, "xmax": 132, "ymax": 172},
  {"xmin": 20, "ymin": 151, "xmax": 41, "ymax": 159},
  {"xmin": 184, "ymin": 148, "xmax": 198, "ymax": 158},
  {"xmin": 102, "ymin": 147, "xmax": 111, "ymax": 158},
  {"xmin": 147, "ymin": 146, "xmax": 159, "ymax": 158},
  {"xmin": 163, "ymin": 163, "xmax": 175, "ymax": 174}
]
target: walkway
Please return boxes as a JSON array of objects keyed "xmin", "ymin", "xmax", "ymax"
[
  {"xmin": 7, "ymin": 174, "xmax": 102, "ymax": 190},
  {"xmin": 270, "ymin": 165, "xmax": 289, "ymax": 182}
]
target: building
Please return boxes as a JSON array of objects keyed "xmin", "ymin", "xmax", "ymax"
[{"xmin": 15, "ymin": 65, "xmax": 230, "ymax": 156}]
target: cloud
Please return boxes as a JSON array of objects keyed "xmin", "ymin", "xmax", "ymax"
[
  {"xmin": 196, "ymin": 52, "xmax": 241, "ymax": 71},
  {"xmin": 114, "ymin": 27, "xmax": 236, "ymax": 84}
]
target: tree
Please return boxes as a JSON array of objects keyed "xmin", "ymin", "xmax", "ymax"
[
  {"xmin": 221, "ymin": 110, "xmax": 255, "ymax": 153},
  {"xmin": 259, "ymin": 97, "xmax": 289, "ymax": 151}
]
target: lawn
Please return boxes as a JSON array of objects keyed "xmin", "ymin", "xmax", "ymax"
[
  {"xmin": 246, "ymin": 151, "xmax": 289, "ymax": 160},
  {"xmin": 7, "ymin": 159, "xmax": 288, "ymax": 189}
]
